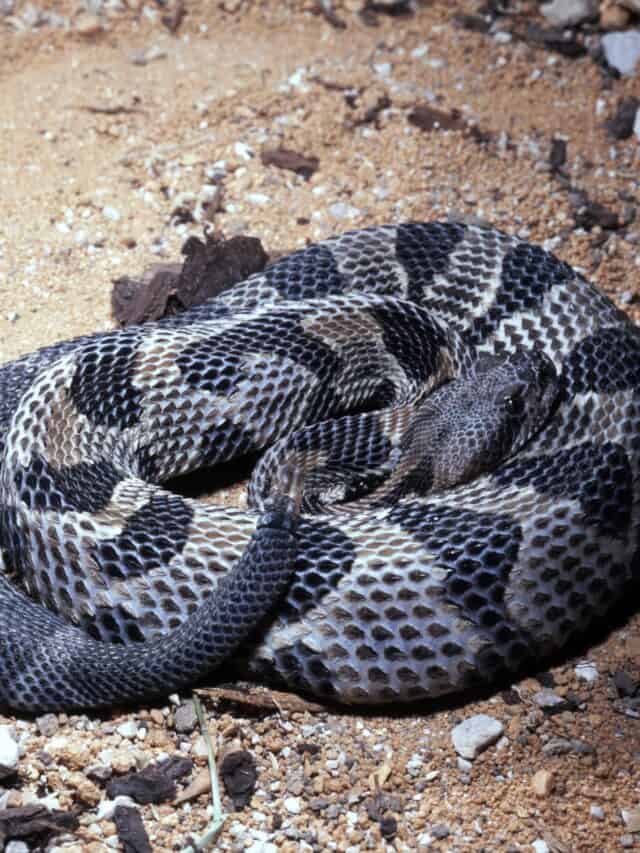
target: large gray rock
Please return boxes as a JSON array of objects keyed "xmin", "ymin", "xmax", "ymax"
[
  {"xmin": 602, "ymin": 30, "xmax": 640, "ymax": 75},
  {"xmin": 540, "ymin": 0, "xmax": 599, "ymax": 27}
]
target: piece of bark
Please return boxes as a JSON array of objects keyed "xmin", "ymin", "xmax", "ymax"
[
  {"xmin": 197, "ymin": 685, "xmax": 327, "ymax": 714},
  {"xmin": 114, "ymin": 805, "xmax": 152, "ymax": 853},
  {"xmin": 175, "ymin": 767, "xmax": 212, "ymax": 803},
  {"xmin": 162, "ymin": 0, "xmax": 185, "ymax": 33},
  {"xmin": 106, "ymin": 756, "xmax": 193, "ymax": 805},
  {"xmin": 0, "ymin": 805, "xmax": 78, "ymax": 848},
  {"xmin": 220, "ymin": 750, "xmax": 257, "ymax": 809},
  {"xmin": 408, "ymin": 105, "xmax": 492, "ymax": 144},
  {"xmin": 112, "ymin": 263, "xmax": 182, "ymax": 326},
  {"xmin": 452, "ymin": 12, "xmax": 492, "ymax": 33},
  {"xmin": 569, "ymin": 189, "xmax": 619, "ymax": 230},
  {"xmin": 605, "ymin": 96, "xmax": 640, "ymax": 141},
  {"xmin": 521, "ymin": 24, "xmax": 587, "ymax": 58},
  {"xmin": 261, "ymin": 147, "xmax": 319, "ymax": 180},
  {"xmin": 175, "ymin": 232, "xmax": 268, "ymax": 308},
  {"xmin": 549, "ymin": 137, "xmax": 567, "ymax": 172},
  {"xmin": 111, "ymin": 232, "xmax": 269, "ymax": 327}
]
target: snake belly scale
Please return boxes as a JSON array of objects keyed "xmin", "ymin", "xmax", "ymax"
[{"xmin": 0, "ymin": 220, "xmax": 639, "ymax": 712}]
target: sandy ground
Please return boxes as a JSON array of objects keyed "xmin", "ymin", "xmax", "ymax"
[{"xmin": 1, "ymin": 1, "xmax": 640, "ymax": 851}]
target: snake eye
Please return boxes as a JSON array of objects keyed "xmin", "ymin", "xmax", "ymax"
[{"xmin": 503, "ymin": 391, "xmax": 525, "ymax": 416}]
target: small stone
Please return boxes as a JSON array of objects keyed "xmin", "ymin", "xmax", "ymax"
[
  {"xmin": 103, "ymin": 205, "xmax": 121, "ymax": 222},
  {"xmin": 542, "ymin": 737, "xmax": 594, "ymax": 756},
  {"xmin": 532, "ymin": 769, "xmax": 555, "ymax": 797},
  {"xmin": 601, "ymin": 30, "xmax": 640, "ymax": 76},
  {"xmin": 192, "ymin": 736, "xmax": 208, "ymax": 759},
  {"xmin": 87, "ymin": 764, "xmax": 113, "ymax": 783},
  {"xmin": 614, "ymin": 671, "xmax": 639, "ymax": 698},
  {"xmin": 75, "ymin": 13, "xmax": 104, "ymax": 35},
  {"xmin": 96, "ymin": 795, "xmax": 137, "ymax": 821},
  {"xmin": 418, "ymin": 832, "xmax": 434, "ymax": 850},
  {"xmin": 0, "ymin": 727, "xmax": 19, "ymax": 779},
  {"xmin": 622, "ymin": 808, "xmax": 640, "ymax": 833},
  {"xmin": 117, "ymin": 721, "xmax": 139, "ymax": 740},
  {"xmin": 284, "ymin": 796, "xmax": 302, "ymax": 815},
  {"xmin": 36, "ymin": 713, "xmax": 59, "ymax": 738},
  {"xmin": 600, "ymin": 4, "xmax": 631, "ymax": 29},
  {"xmin": 234, "ymin": 141, "xmax": 254, "ymax": 161},
  {"xmin": 621, "ymin": 835, "xmax": 635, "ymax": 849},
  {"xmin": 431, "ymin": 823, "xmax": 450, "ymax": 839},
  {"xmin": 540, "ymin": 0, "xmax": 598, "ymax": 27},
  {"xmin": 451, "ymin": 714, "xmax": 504, "ymax": 760},
  {"xmin": 532, "ymin": 841, "xmax": 550, "ymax": 853},
  {"xmin": 574, "ymin": 661, "xmax": 599, "ymax": 684},
  {"xmin": 246, "ymin": 192, "xmax": 271, "ymax": 206},
  {"xmin": 173, "ymin": 701, "xmax": 198, "ymax": 734},
  {"xmin": 532, "ymin": 689, "xmax": 566, "ymax": 709},
  {"xmin": 129, "ymin": 44, "xmax": 167, "ymax": 65},
  {"xmin": 5, "ymin": 843, "xmax": 29, "ymax": 853},
  {"xmin": 590, "ymin": 804, "xmax": 605, "ymax": 820},
  {"xmin": 329, "ymin": 202, "xmax": 361, "ymax": 220}
]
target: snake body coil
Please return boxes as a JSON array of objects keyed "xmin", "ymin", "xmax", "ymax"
[{"xmin": 0, "ymin": 221, "xmax": 638, "ymax": 712}]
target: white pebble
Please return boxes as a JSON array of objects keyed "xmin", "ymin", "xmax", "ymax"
[
  {"xmin": 116, "ymin": 721, "xmax": 139, "ymax": 739},
  {"xmin": 246, "ymin": 192, "xmax": 271, "ymax": 206},
  {"xmin": 5, "ymin": 843, "xmax": 29, "ymax": 853},
  {"xmin": 0, "ymin": 726, "xmax": 19, "ymax": 779},
  {"xmin": 234, "ymin": 141, "xmax": 254, "ymax": 161},
  {"xmin": 601, "ymin": 31, "xmax": 640, "ymax": 76},
  {"xmin": 284, "ymin": 796, "xmax": 302, "ymax": 814},
  {"xmin": 96, "ymin": 795, "xmax": 136, "ymax": 821},
  {"xmin": 102, "ymin": 205, "xmax": 121, "ymax": 222},
  {"xmin": 246, "ymin": 843, "xmax": 278, "ymax": 853},
  {"xmin": 574, "ymin": 661, "xmax": 599, "ymax": 684},
  {"xmin": 373, "ymin": 62, "xmax": 391, "ymax": 77},
  {"xmin": 329, "ymin": 202, "xmax": 361, "ymax": 220},
  {"xmin": 590, "ymin": 804, "xmax": 605, "ymax": 820},
  {"xmin": 451, "ymin": 714, "xmax": 504, "ymax": 760},
  {"xmin": 532, "ymin": 840, "xmax": 550, "ymax": 853}
]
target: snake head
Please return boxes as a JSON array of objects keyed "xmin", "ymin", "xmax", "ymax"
[{"xmin": 386, "ymin": 347, "xmax": 560, "ymax": 498}]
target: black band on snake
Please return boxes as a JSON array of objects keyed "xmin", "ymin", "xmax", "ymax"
[{"xmin": 0, "ymin": 220, "xmax": 637, "ymax": 713}]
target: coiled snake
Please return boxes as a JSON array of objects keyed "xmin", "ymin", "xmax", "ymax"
[{"xmin": 0, "ymin": 221, "xmax": 638, "ymax": 713}]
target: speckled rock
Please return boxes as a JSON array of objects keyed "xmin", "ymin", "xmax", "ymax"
[
  {"xmin": 174, "ymin": 701, "xmax": 198, "ymax": 734},
  {"xmin": 451, "ymin": 715, "xmax": 504, "ymax": 760}
]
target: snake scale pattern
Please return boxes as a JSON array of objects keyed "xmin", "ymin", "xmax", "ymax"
[{"xmin": 1, "ymin": 220, "xmax": 639, "ymax": 713}]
